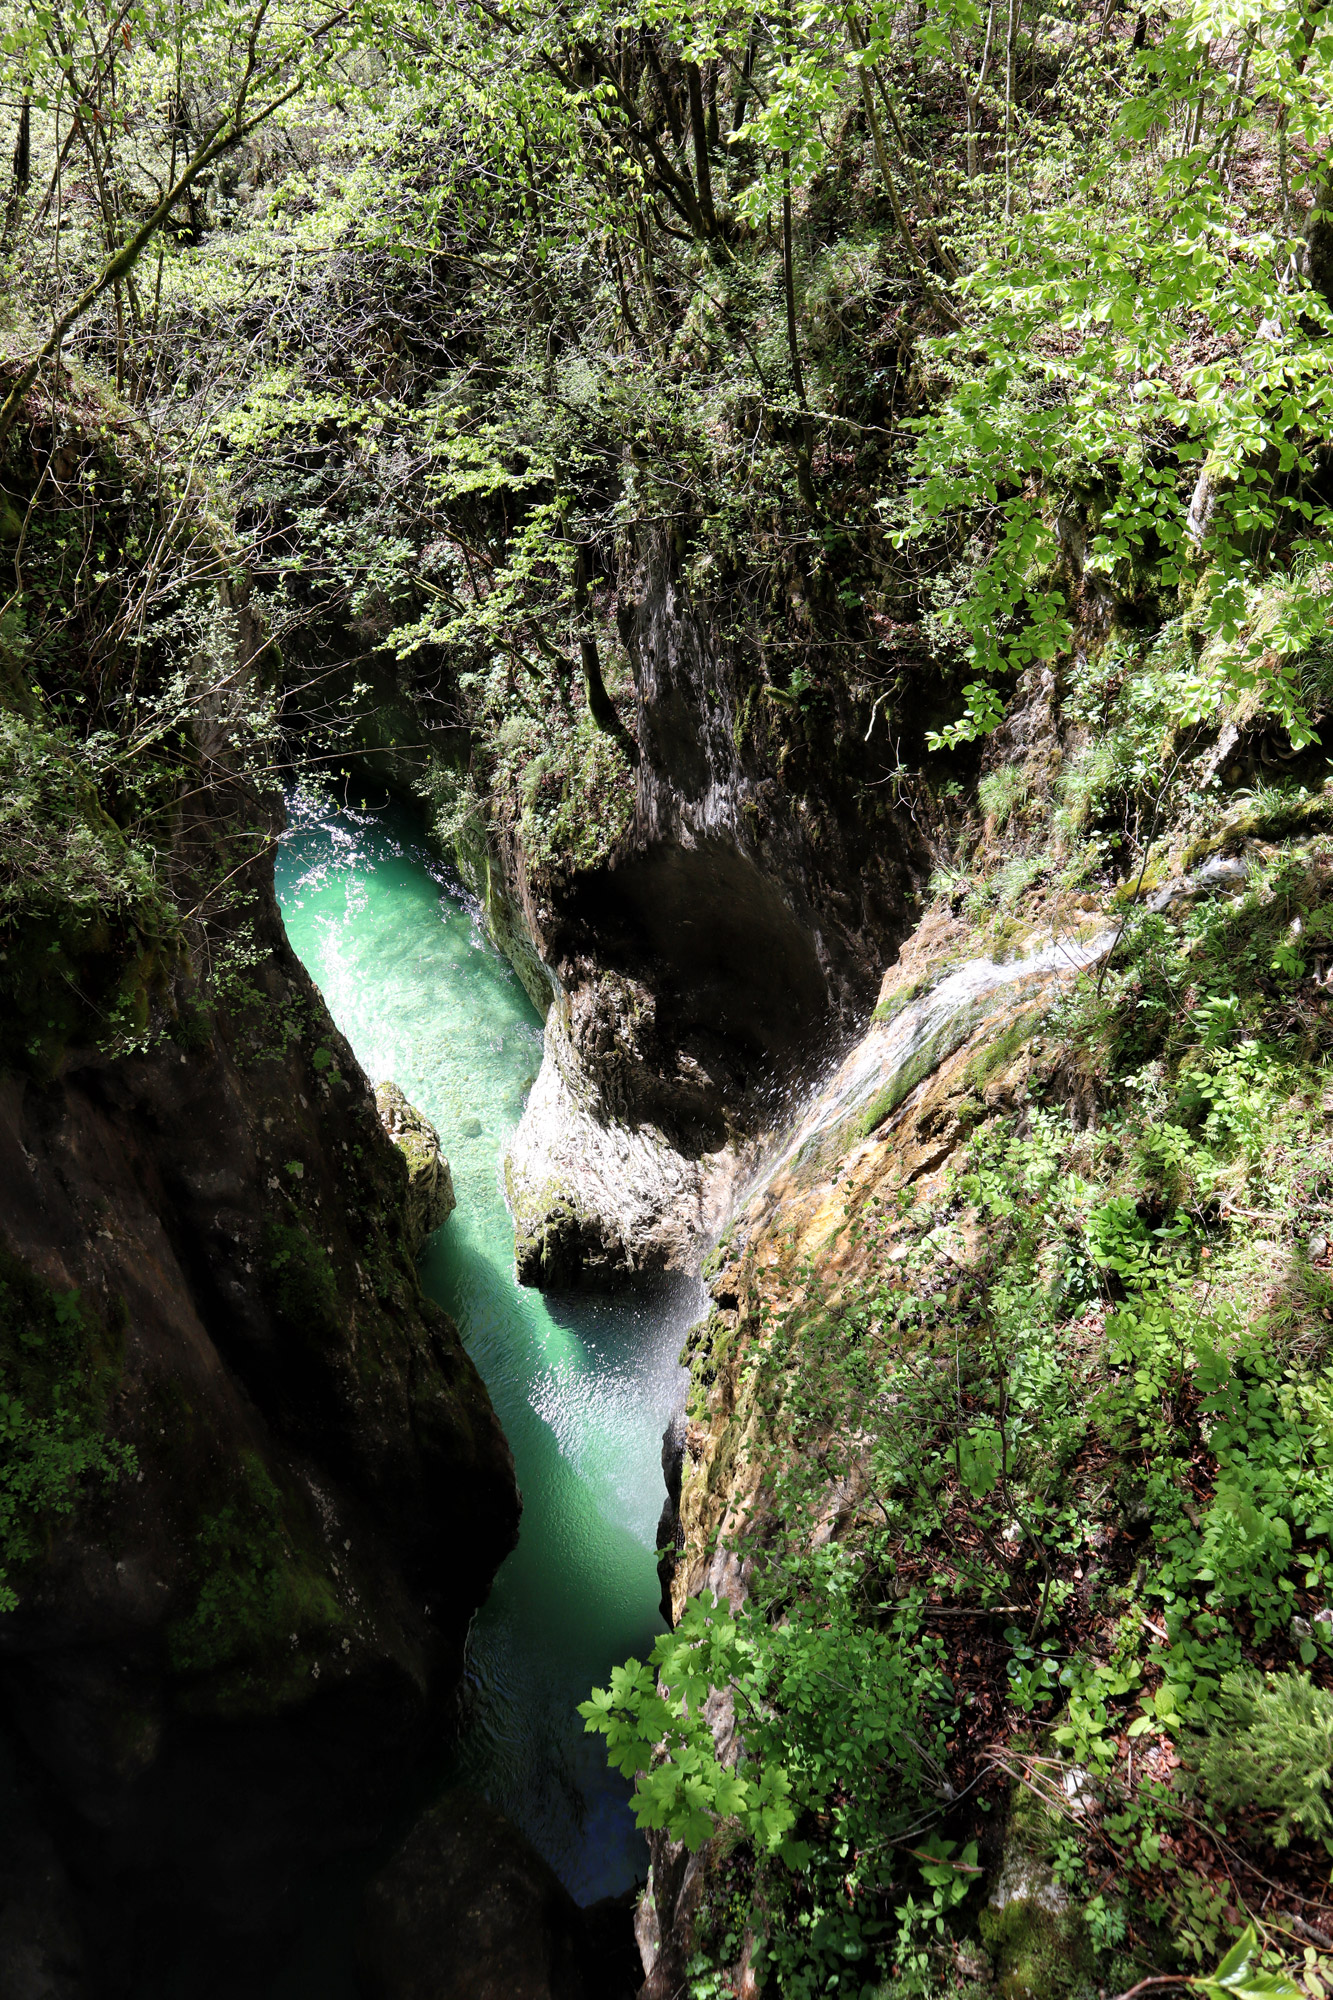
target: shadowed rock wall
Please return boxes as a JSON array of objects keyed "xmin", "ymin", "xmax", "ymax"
[
  {"xmin": 0, "ymin": 838, "xmax": 519, "ymax": 1999},
  {"xmin": 504, "ymin": 532, "xmax": 925, "ymax": 1285}
]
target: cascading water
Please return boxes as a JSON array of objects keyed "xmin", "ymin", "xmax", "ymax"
[
  {"xmin": 264, "ymin": 787, "xmax": 1121, "ymax": 1994},
  {"xmin": 739, "ymin": 923, "xmax": 1116, "ymax": 1210},
  {"xmin": 270, "ymin": 790, "xmax": 700, "ymax": 1924}
]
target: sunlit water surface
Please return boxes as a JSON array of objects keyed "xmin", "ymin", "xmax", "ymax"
[{"xmin": 272, "ymin": 792, "xmax": 695, "ymax": 1916}]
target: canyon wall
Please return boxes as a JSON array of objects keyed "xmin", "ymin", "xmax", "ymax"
[
  {"xmin": 0, "ymin": 776, "xmax": 519, "ymax": 1999},
  {"xmin": 463, "ymin": 532, "xmax": 930, "ymax": 1287}
]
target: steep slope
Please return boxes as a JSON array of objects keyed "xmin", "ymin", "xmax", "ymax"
[
  {"xmin": 619, "ymin": 687, "xmax": 1333, "ymax": 1996},
  {"xmin": 0, "ymin": 397, "xmax": 520, "ymax": 1996}
]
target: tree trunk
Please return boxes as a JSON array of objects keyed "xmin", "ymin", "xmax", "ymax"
[
  {"xmin": 686, "ymin": 62, "xmax": 718, "ymax": 235},
  {"xmin": 1, "ymin": 94, "xmax": 30, "ymax": 251},
  {"xmin": 782, "ymin": 157, "xmax": 806, "ymax": 409},
  {"xmin": 580, "ymin": 637, "xmax": 640, "ymax": 764}
]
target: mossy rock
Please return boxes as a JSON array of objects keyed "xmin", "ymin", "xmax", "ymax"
[
  {"xmin": 871, "ymin": 972, "xmax": 936, "ymax": 1026},
  {"xmin": 0, "ymin": 1249, "xmax": 135, "ymax": 1608},
  {"xmin": 262, "ymin": 1218, "xmax": 343, "ymax": 1347},
  {"xmin": 375, "ymin": 1082, "xmax": 456, "ymax": 1258},
  {"xmin": 980, "ymin": 1780, "xmax": 1095, "ymax": 2000},
  {"xmin": 1177, "ymin": 788, "xmax": 1333, "ymax": 873},
  {"xmin": 166, "ymin": 1449, "xmax": 349, "ymax": 1715},
  {"xmin": 980, "ymin": 1885, "xmax": 1093, "ymax": 2000},
  {"xmin": 449, "ymin": 813, "xmax": 555, "ymax": 1019},
  {"xmin": 0, "ymin": 704, "xmax": 181, "ymax": 1074},
  {"xmin": 505, "ymin": 1163, "xmax": 600, "ymax": 1288}
]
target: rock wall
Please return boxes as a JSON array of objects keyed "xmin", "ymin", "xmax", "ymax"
[
  {"xmin": 498, "ymin": 532, "xmax": 928, "ymax": 1286},
  {"xmin": 0, "ymin": 836, "xmax": 519, "ymax": 1998},
  {"xmin": 633, "ymin": 904, "xmax": 1105, "ymax": 1996}
]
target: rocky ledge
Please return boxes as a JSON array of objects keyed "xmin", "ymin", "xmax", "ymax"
[
  {"xmin": 376, "ymin": 1080, "xmax": 457, "ymax": 1256},
  {"xmin": 503, "ymin": 1005, "xmax": 743, "ymax": 1289}
]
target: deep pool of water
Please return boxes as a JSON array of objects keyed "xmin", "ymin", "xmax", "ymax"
[{"xmin": 273, "ymin": 789, "xmax": 695, "ymax": 1910}]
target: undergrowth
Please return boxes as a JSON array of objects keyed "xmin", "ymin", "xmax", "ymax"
[
  {"xmin": 586, "ymin": 835, "xmax": 1333, "ymax": 1997},
  {"xmin": 0, "ymin": 1249, "xmax": 136, "ymax": 1611}
]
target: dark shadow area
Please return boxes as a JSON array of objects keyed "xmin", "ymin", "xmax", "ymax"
[{"xmin": 562, "ymin": 836, "xmax": 831, "ymax": 1142}]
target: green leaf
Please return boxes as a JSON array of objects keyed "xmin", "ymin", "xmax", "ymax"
[{"xmin": 1196, "ymin": 1924, "xmax": 1302, "ymax": 1999}]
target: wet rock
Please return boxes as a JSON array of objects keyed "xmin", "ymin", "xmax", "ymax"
[
  {"xmin": 654, "ymin": 1406, "xmax": 688, "ymax": 1622},
  {"xmin": 452, "ymin": 818, "xmax": 558, "ymax": 1021},
  {"xmin": 634, "ymin": 1839, "xmax": 712, "ymax": 2000},
  {"xmin": 1146, "ymin": 853, "xmax": 1249, "ymax": 913},
  {"xmin": 354, "ymin": 1790, "xmax": 638, "ymax": 2000},
  {"xmin": 376, "ymin": 1082, "xmax": 456, "ymax": 1255},
  {"xmin": 505, "ymin": 1010, "xmax": 735, "ymax": 1288}
]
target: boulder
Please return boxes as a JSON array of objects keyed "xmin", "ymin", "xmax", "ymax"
[
  {"xmin": 376, "ymin": 1082, "xmax": 456, "ymax": 1255},
  {"xmin": 354, "ymin": 1790, "xmax": 638, "ymax": 2000},
  {"xmin": 504, "ymin": 1011, "xmax": 727, "ymax": 1289}
]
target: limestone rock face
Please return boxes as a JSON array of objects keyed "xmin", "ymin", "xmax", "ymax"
[
  {"xmin": 376, "ymin": 1080, "xmax": 457, "ymax": 1255},
  {"xmin": 355, "ymin": 1790, "xmax": 639, "ymax": 2000},
  {"xmin": 0, "ymin": 850, "xmax": 519, "ymax": 1998},
  {"xmin": 503, "ymin": 1008, "xmax": 742, "ymax": 1288},
  {"xmin": 406, "ymin": 529, "xmax": 927, "ymax": 1288}
]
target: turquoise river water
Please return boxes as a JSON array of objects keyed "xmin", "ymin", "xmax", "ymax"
[{"xmin": 272, "ymin": 789, "xmax": 697, "ymax": 1919}]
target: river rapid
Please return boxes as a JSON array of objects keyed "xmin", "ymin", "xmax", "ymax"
[{"xmin": 271, "ymin": 789, "xmax": 697, "ymax": 1941}]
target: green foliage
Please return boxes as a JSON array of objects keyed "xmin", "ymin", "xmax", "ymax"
[
  {"xmin": 1185, "ymin": 1927, "xmax": 1302, "ymax": 2000},
  {"xmin": 0, "ymin": 1251, "xmax": 135, "ymax": 1611},
  {"xmin": 580, "ymin": 1590, "xmax": 801, "ymax": 1857},
  {"xmin": 8, "ymin": 0, "xmax": 1333, "ymax": 1982},
  {"xmin": 582, "ymin": 1564, "xmax": 961, "ymax": 1994},
  {"xmin": 1197, "ymin": 1670, "xmax": 1333, "ymax": 1850},
  {"xmin": 0, "ymin": 704, "xmax": 177, "ymax": 1069},
  {"xmin": 581, "ymin": 1573, "xmax": 954, "ymax": 1867},
  {"xmin": 0, "ymin": 708, "xmax": 162, "ymax": 925},
  {"xmin": 902, "ymin": 0, "xmax": 1333, "ymax": 750},
  {"xmin": 167, "ymin": 1453, "xmax": 345, "ymax": 1702},
  {"xmin": 261, "ymin": 1220, "xmax": 341, "ymax": 1346}
]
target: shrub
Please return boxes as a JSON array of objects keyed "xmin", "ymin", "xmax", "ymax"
[{"xmin": 0, "ymin": 1252, "xmax": 135, "ymax": 1609}]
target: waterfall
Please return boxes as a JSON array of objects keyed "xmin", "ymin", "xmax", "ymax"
[{"xmin": 738, "ymin": 923, "xmax": 1116, "ymax": 1213}]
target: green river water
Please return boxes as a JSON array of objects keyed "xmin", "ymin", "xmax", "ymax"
[{"xmin": 272, "ymin": 789, "xmax": 697, "ymax": 1918}]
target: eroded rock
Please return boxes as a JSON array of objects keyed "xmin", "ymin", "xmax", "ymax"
[
  {"xmin": 376, "ymin": 1080, "xmax": 457, "ymax": 1255},
  {"xmin": 504, "ymin": 1009, "xmax": 743, "ymax": 1288}
]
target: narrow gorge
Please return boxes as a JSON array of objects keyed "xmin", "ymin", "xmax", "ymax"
[{"xmin": 6, "ymin": 2, "xmax": 1333, "ymax": 1995}]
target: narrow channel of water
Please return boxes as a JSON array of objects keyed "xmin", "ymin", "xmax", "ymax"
[{"xmin": 273, "ymin": 789, "xmax": 695, "ymax": 1908}]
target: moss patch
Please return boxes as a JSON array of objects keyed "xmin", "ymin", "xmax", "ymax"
[
  {"xmin": 871, "ymin": 972, "xmax": 936, "ymax": 1026},
  {"xmin": 0, "ymin": 1249, "xmax": 135, "ymax": 1608},
  {"xmin": 166, "ymin": 1451, "xmax": 347, "ymax": 1713},
  {"xmin": 978, "ymin": 1782, "xmax": 1096, "ymax": 2000},
  {"xmin": 261, "ymin": 1218, "xmax": 342, "ymax": 1348}
]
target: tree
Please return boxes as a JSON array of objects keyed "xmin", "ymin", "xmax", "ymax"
[{"xmin": 0, "ymin": 0, "xmax": 369, "ymax": 444}]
